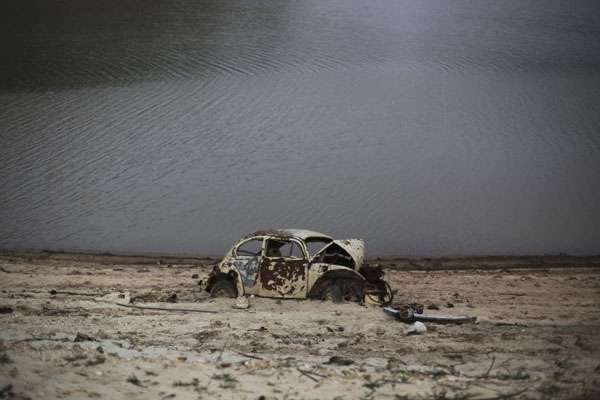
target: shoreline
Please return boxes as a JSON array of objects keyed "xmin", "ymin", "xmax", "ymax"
[{"xmin": 1, "ymin": 249, "xmax": 599, "ymax": 271}]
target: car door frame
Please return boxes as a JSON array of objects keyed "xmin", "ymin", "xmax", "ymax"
[
  {"xmin": 228, "ymin": 236, "xmax": 265, "ymax": 295},
  {"xmin": 258, "ymin": 237, "xmax": 309, "ymax": 299}
]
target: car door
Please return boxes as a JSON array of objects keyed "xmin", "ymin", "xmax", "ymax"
[
  {"xmin": 229, "ymin": 237, "xmax": 264, "ymax": 294},
  {"xmin": 258, "ymin": 238, "xmax": 308, "ymax": 298}
]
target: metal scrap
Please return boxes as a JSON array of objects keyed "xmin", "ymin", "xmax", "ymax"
[{"xmin": 383, "ymin": 306, "xmax": 477, "ymax": 324}]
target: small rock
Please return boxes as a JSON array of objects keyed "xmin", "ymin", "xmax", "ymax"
[
  {"xmin": 98, "ymin": 291, "xmax": 131, "ymax": 304},
  {"xmin": 427, "ymin": 303, "xmax": 440, "ymax": 310},
  {"xmin": 191, "ymin": 274, "xmax": 199, "ymax": 279},
  {"xmin": 74, "ymin": 333, "xmax": 96, "ymax": 342},
  {"xmin": 404, "ymin": 321, "xmax": 427, "ymax": 335},
  {"xmin": 126, "ymin": 374, "xmax": 143, "ymax": 386},
  {"xmin": 0, "ymin": 306, "xmax": 13, "ymax": 314},
  {"xmin": 234, "ymin": 296, "xmax": 250, "ymax": 309},
  {"xmin": 165, "ymin": 293, "xmax": 177, "ymax": 303},
  {"xmin": 0, "ymin": 353, "xmax": 12, "ymax": 364},
  {"xmin": 0, "ymin": 384, "xmax": 14, "ymax": 397},
  {"xmin": 85, "ymin": 355, "xmax": 106, "ymax": 366},
  {"xmin": 595, "ymin": 364, "xmax": 600, "ymax": 373},
  {"xmin": 446, "ymin": 302, "xmax": 454, "ymax": 308},
  {"xmin": 325, "ymin": 356, "xmax": 354, "ymax": 366},
  {"xmin": 96, "ymin": 346, "xmax": 104, "ymax": 354}
]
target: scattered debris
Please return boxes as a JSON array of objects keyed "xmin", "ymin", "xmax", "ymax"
[
  {"xmin": 412, "ymin": 313, "xmax": 477, "ymax": 324},
  {"xmin": 297, "ymin": 367, "xmax": 320, "ymax": 382},
  {"xmin": 0, "ymin": 384, "xmax": 14, "ymax": 398},
  {"xmin": 496, "ymin": 368, "xmax": 530, "ymax": 381},
  {"xmin": 404, "ymin": 321, "xmax": 427, "ymax": 335},
  {"xmin": 85, "ymin": 355, "xmax": 106, "ymax": 366},
  {"xmin": 64, "ymin": 353, "xmax": 88, "ymax": 363},
  {"xmin": 494, "ymin": 321, "xmax": 528, "ymax": 327},
  {"xmin": 173, "ymin": 378, "xmax": 199, "ymax": 387},
  {"xmin": 212, "ymin": 373, "xmax": 238, "ymax": 389},
  {"xmin": 383, "ymin": 306, "xmax": 476, "ymax": 324},
  {"xmin": 234, "ymin": 351, "xmax": 263, "ymax": 360},
  {"xmin": 73, "ymin": 333, "xmax": 96, "ymax": 342},
  {"xmin": 111, "ymin": 302, "xmax": 218, "ymax": 314},
  {"xmin": 0, "ymin": 353, "xmax": 12, "ymax": 364},
  {"xmin": 164, "ymin": 293, "xmax": 177, "ymax": 303},
  {"xmin": 126, "ymin": 374, "xmax": 144, "ymax": 387},
  {"xmin": 325, "ymin": 356, "xmax": 354, "ymax": 366},
  {"xmin": 49, "ymin": 289, "xmax": 99, "ymax": 297},
  {"xmin": 234, "ymin": 296, "xmax": 250, "ymax": 309},
  {"xmin": 98, "ymin": 291, "xmax": 131, "ymax": 304},
  {"xmin": 0, "ymin": 306, "xmax": 13, "ymax": 314}
]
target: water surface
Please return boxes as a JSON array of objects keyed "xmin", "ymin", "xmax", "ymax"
[{"xmin": 1, "ymin": 0, "xmax": 599, "ymax": 256}]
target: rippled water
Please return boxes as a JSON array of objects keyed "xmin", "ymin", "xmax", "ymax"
[{"xmin": 1, "ymin": 0, "xmax": 599, "ymax": 256}]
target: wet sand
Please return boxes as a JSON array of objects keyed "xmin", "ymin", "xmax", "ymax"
[{"xmin": 1, "ymin": 252, "xmax": 599, "ymax": 399}]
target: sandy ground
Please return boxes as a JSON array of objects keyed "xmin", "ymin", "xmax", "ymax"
[{"xmin": 1, "ymin": 253, "xmax": 600, "ymax": 400}]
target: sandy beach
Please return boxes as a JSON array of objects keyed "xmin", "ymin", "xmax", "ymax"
[{"xmin": 1, "ymin": 252, "xmax": 599, "ymax": 399}]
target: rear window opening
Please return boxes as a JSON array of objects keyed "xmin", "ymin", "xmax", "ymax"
[
  {"xmin": 312, "ymin": 242, "xmax": 354, "ymax": 268},
  {"xmin": 304, "ymin": 237, "xmax": 333, "ymax": 257}
]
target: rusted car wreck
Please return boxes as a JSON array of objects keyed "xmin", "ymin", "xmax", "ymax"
[{"xmin": 204, "ymin": 229, "xmax": 392, "ymax": 304}]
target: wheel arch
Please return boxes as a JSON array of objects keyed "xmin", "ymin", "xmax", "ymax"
[
  {"xmin": 206, "ymin": 266, "xmax": 243, "ymax": 295},
  {"xmin": 308, "ymin": 267, "xmax": 366, "ymax": 298}
]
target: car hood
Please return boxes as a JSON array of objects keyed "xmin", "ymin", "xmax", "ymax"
[{"xmin": 313, "ymin": 239, "xmax": 365, "ymax": 268}]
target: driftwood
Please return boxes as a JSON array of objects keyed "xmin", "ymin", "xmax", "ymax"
[
  {"xmin": 112, "ymin": 302, "xmax": 218, "ymax": 314},
  {"xmin": 234, "ymin": 351, "xmax": 263, "ymax": 360}
]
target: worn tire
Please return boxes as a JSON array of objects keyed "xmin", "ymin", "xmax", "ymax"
[
  {"xmin": 321, "ymin": 284, "xmax": 344, "ymax": 303},
  {"xmin": 210, "ymin": 279, "xmax": 237, "ymax": 298}
]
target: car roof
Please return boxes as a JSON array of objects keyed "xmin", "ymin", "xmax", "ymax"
[{"xmin": 245, "ymin": 229, "xmax": 332, "ymax": 241}]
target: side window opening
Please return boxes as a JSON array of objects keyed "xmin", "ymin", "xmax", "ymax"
[
  {"xmin": 236, "ymin": 238, "xmax": 263, "ymax": 257},
  {"xmin": 265, "ymin": 239, "xmax": 304, "ymax": 259}
]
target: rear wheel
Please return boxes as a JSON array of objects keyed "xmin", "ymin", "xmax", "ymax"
[
  {"xmin": 320, "ymin": 279, "xmax": 365, "ymax": 303},
  {"xmin": 321, "ymin": 284, "xmax": 343, "ymax": 303},
  {"xmin": 210, "ymin": 279, "xmax": 237, "ymax": 298}
]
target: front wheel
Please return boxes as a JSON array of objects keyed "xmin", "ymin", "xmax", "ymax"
[{"xmin": 210, "ymin": 279, "xmax": 238, "ymax": 298}]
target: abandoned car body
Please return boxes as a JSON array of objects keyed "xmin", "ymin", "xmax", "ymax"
[{"xmin": 204, "ymin": 229, "xmax": 392, "ymax": 304}]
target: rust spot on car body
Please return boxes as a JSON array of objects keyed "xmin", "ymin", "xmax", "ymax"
[{"xmin": 259, "ymin": 259, "xmax": 306, "ymax": 297}]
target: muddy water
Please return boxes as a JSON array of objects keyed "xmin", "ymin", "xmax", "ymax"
[{"xmin": 1, "ymin": 0, "xmax": 599, "ymax": 256}]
